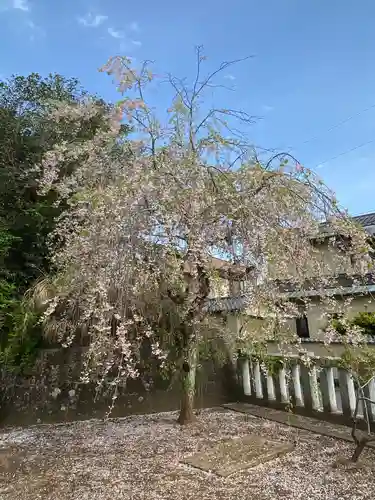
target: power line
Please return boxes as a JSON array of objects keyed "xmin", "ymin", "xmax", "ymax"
[
  {"xmin": 273, "ymin": 102, "xmax": 375, "ymax": 157},
  {"xmin": 254, "ymin": 103, "xmax": 375, "ymax": 168},
  {"xmin": 253, "ymin": 140, "xmax": 375, "ymax": 170},
  {"xmin": 314, "ymin": 139, "xmax": 375, "ymax": 168},
  {"xmin": 292, "ymin": 102, "xmax": 375, "ymax": 150},
  {"xmin": 283, "ymin": 103, "xmax": 375, "ymax": 169}
]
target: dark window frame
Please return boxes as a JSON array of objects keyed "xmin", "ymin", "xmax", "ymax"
[{"xmin": 296, "ymin": 314, "xmax": 310, "ymax": 338}]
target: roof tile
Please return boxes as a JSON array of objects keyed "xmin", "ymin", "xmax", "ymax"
[{"xmin": 353, "ymin": 212, "xmax": 375, "ymax": 227}]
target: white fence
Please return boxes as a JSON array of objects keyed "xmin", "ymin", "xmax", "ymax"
[{"xmin": 240, "ymin": 355, "xmax": 375, "ymax": 423}]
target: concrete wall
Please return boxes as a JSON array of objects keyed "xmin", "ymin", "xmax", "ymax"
[
  {"xmin": 315, "ymin": 239, "xmax": 353, "ymax": 276},
  {"xmin": 265, "ymin": 238, "xmax": 354, "ymax": 281},
  {"xmin": 284, "ymin": 294, "xmax": 375, "ymax": 340},
  {"xmin": 0, "ymin": 347, "xmax": 240, "ymax": 427},
  {"xmin": 227, "ymin": 293, "xmax": 375, "ymax": 350}
]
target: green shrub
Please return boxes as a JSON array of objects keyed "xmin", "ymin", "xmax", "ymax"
[
  {"xmin": 329, "ymin": 311, "xmax": 375, "ymax": 337},
  {"xmin": 0, "ymin": 303, "xmax": 43, "ymax": 374},
  {"xmin": 352, "ymin": 312, "xmax": 375, "ymax": 336},
  {"xmin": 330, "ymin": 317, "xmax": 347, "ymax": 335}
]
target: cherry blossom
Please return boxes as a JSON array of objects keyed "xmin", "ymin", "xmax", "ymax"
[{"xmin": 35, "ymin": 50, "xmax": 373, "ymax": 424}]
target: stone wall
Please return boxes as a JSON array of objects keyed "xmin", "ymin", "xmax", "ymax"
[{"xmin": 0, "ymin": 348, "xmax": 240, "ymax": 427}]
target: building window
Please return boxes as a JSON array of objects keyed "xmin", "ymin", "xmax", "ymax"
[{"xmin": 296, "ymin": 314, "xmax": 310, "ymax": 338}]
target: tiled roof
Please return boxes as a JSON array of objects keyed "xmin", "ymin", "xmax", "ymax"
[
  {"xmin": 205, "ymin": 295, "xmax": 246, "ymax": 313},
  {"xmin": 206, "ymin": 273, "xmax": 375, "ymax": 312},
  {"xmin": 284, "ymin": 283, "xmax": 375, "ymax": 299},
  {"xmin": 276, "ymin": 273, "xmax": 375, "ymax": 293},
  {"xmin": 316, "ymin": 212, "xmax": 375, "ymax": 238},
  {"xmin": 205, "ymin": 212, "xmax": 375, "ymax": 313},
  {"xmin": 352, "ymin": 212, "xmax": 375, "ymax": 227}
]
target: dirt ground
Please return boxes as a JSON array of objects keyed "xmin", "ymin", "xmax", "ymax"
[{"xmin": 1, "ymin": 408, "xmax": 374, "ymax": 500}]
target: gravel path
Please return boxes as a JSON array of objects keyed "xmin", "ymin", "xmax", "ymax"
[{"xmin": 0, "ymin": 408, "xmax": 374, "ymax": 499}]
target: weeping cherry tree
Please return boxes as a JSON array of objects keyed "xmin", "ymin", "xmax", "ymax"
[{"xmin": 35, "ymin": 48, "xmax": 372, "ymax": 424}]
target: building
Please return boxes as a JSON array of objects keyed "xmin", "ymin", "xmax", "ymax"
[{"xmin": 206, "ymin": 212, "xmax": 375, "ymax": 342}]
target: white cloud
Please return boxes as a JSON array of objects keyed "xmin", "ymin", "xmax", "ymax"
[
  {"xmin": 224, "ymin": 74, "xmax": 236, "ymax": 81},
  {"xmin": 108, "ymin": 27, "xmax": 124, "ymax": 39},
  {"xmin": 131, "ymin": 40, "xmax": 142, "ymax": 47},
  {"xmin": 26, "ymin": 18, "xmax": 44, "ymax": 40},
  {"xmin": 13, "ymin": 0, "xmax": 29, "ymax": 11},
  {"xmin": 78, "ymin": 13, "xmax": 108, "ymax": 28},
  {"xmin": 129, "ymin": 21, "xmax": 139, "ymax": 32}
]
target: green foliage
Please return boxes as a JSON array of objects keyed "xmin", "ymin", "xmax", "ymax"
[
  {"xmin": 352, "ymin": 312, "xmax": 375, "ymax": 336},
  {"xmin": 237, "ymin": 339, "xmax": 268, "ymax": 361},
  {"xmin": 0, "ymin": 305, "xmax": 43, "ymax": 373},
  {"xmin": 326, "ymin": 310, "xmax": 375, "ymax": 382},
  {"xmin": 337, "ymin": 346, "xmax": 375, "ymax": 384},
  {"xmin": 330, "ymin": 317, "xmax": 348, "ymax": 335},
  {"xmin": 325, "ymin": 311, "xmax": 375, "ymax": 382},
  {"xmin": 0, "ymin": 73, "xmax": 117, "ymax": 291},
  {"xmin": 263, "ymin": 355, "xmax": 285, "ymax": 376},
  {"xmin": 0, "ymin": 72, "xmax": 130, "ymax": 371},
  {"xmin": 198, "ymin": 335, "xmax": 230, "ymax": 368},
  {"xmin": 0, "ymin": 280, "xmax": 17, "ymax": 338},
  {"xmin": 330, "ymin": 311, "xmax": 375, "ymax": 337}
]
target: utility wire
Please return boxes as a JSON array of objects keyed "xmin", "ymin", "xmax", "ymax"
[
  {"xmin": 279, "ymin": 103, "xmax": 375, "ymax": 168},
  {"xmin": 291, "ymin": 102, "xmax": 375, "ymax": 150},
  {"xmin": 253, "ymin": 103, "xmax": 375, "ymax": 168},
  {"xmin": 313, "ymin": 139, "xmax": 375, "ymax": 169}
]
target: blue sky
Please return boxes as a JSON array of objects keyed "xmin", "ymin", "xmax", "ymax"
[{"xmin": 1, "ymin": 0, "xmax": 375, "ymax": 216}]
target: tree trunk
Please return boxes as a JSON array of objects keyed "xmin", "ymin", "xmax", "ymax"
[{"xmin": 177, "ymin": 343, "xmax": 198, "ymax": 425}]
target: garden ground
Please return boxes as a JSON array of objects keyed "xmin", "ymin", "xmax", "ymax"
[{"xmin": 1, "ymin": 407, "xmax": 374, "ymax": 499}]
